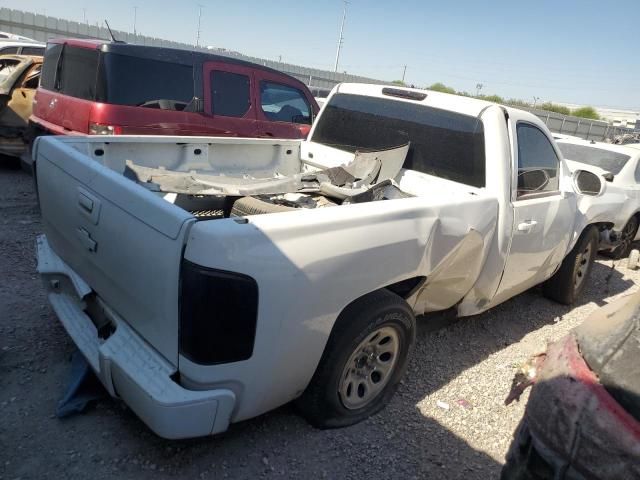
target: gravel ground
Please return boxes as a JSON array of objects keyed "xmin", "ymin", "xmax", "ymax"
[{"xmin": 1, "ymin": 161, "xmax": 638, "ymax": 480}]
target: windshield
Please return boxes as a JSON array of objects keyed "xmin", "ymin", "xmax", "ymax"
[
  {"xmin": 311, "ymin": 93, "xmax": 486, "ymax": 188},
  {"xmin": 0, "ymin": 58, "xmax": 22, "ymax": 85},
  {"xmin": 558, "ymin": 143, "xmax": 631, "ymax": 175}
]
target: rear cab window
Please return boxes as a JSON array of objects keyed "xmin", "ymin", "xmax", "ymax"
[
  {"xmin": 311, "ymin": 93, "xmax": 486, "ymax": 188},
  {"xmin": 260, "ymin": 81, "xmax": 312, "ymax": 124},
  {"xmin": 516, "ymin": 123, "xmax": 560, "ymax": 198}
]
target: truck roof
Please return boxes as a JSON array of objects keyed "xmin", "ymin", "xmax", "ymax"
[{"xmin": 335, "ymin": 83, "xmax": 544, "ymax": 122}]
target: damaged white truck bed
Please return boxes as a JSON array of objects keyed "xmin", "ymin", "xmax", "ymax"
[{"xmin": 35, "ymin": 83, "xmax": 610, "ymax": 438}]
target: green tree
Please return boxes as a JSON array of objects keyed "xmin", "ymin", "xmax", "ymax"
[
  {"xmin": 391, "ymin": 80, "xmax": 407, "ymax": 86},
  {"xmin": 478, "ymin": 94, "xmax": 505, "ymax": 104},
  {"xmin": 571, "ymin": 106, "xmax": 600, "ymax": 120},
  {"xmin": 506, "ymin": 98, "xmax": 531, "ymax": 108},
  {"xmin": 427, "ymin": 82, "xmax": 457, "ymax": 94},
  {"xmin": 538, "ymin": 102, "xmax": 571, "ymax": 116}
]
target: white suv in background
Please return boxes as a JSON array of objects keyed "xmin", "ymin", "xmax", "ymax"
[
  {"xmin": 0, "ymin": 40, "xmax": 45, "ymax": 56},
  {"xmin": 557, "ymin": 138, "xmax": 640, "ymax": 256}
]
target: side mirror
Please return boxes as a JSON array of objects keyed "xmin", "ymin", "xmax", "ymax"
[
  {"xmin": 573, "ymin": 169, "xmax": 604, "ymax": 196},
  {"xmin": 602, "ymin": 172, "xmax": 614, "ymax": 182},
  {"xmin": 517, "ymin": 169, "xmax": 550, "ymax": 194}
]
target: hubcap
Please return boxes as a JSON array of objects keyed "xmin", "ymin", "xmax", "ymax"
[
  {"xmin": 574, "ymin": 243, "xmax": 592, "ymax": 291},
  {"xmin": 339, "ymin": 326, "xmax": 400, "ymax": 410}
]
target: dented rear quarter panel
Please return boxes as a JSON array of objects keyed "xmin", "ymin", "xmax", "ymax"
[{"xmin": 181, "ymin": 191, "xmax": 497, "ymax": 421}]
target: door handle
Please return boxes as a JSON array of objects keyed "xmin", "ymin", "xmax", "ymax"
[
  {"xmin": 77, "ymin": 188, "xmax": 101, "ymax": 225},
  {"xmin": 517, "ymin": 220, "xmax": 538, "ymax": 233},
  {"xmin": 76, "ymin": 227, "xmax": 97, "ymax": 253}
]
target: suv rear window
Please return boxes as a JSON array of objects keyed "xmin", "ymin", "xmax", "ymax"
[
  {"xmin": 40, "ymin": 46, "xmax": 195, "ymax": 110},
  {"xmin": 312, "ymin": 93, "xmax": 486, "ymax": 188},
  {"xmin": 97, "ymin": 53, "xmax": 194, "ymax": 110}
]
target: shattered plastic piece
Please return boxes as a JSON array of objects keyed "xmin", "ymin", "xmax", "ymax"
[
  {"xmin": 56, "ymin": 350, "xmax": 106, "ymax": 418},
  {"xmin": 436, "ymin": 400, "xmax": 450, "ymax": 410},
  {"xmin": 456, "ymin": 399, "xmax": 473, "ymax": 410},
  {"xmin": 505, "ymin": 353, "xmax": 547, "ymax": 406}
]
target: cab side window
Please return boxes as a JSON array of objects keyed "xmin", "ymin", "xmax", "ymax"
[
  {"xmin": 210, "ymin": 70, "xmax": 250, "ymax": 118},
  {"xmin": 516, "ymin": 123, "xmax": 560, "ymax": 198},
  {"xmin": 260, "ymin": 81, "xmax": 311, "ymax": 124},
  {"xmin": 634, "ymin": 160, "xmax": 640, "ymax": 183}
]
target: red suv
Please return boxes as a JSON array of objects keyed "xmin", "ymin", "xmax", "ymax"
[{"xmin": 28, "ymin": 39, "xmax": 318, "ymax": 151}]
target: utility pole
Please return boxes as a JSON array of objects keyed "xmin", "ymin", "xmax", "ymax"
[
  {"xmin": 402, "ymin": 65, "xmax": 407, "ymax": 83},
  {"xmin": 196, "ymin": 4, "xmax": 203, "ymax": 47},
  {"xmin": 334, "ymin": 1, "xmax": 348, "ymax": 72},
  {"xmin": 82, "ymin": 8, "xmax": 87, "ymax": 24},
  {"xmin": 133, "ymin": 6, "xmax": 137, "ymax": 37}
]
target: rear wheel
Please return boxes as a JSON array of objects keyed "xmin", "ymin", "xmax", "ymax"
[
  {"xmin": 296, "ymin": 289, "xmax": 416, "ymax": 429},
  {"xmin": 543, "ymin": 227, "xmax": 598, "ymax": 305}
]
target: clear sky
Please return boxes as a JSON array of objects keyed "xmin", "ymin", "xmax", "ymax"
[{"xmin": 4, "ymin": 0, "xmax": 639, "ymax": 109}]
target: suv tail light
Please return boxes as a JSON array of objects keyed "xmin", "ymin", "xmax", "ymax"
[
  {"xmin": 298, "ymin": 124, "xmax": 311, "ymax": 138},
  {"xmin": 89, "ymin": 123, "xmax": 123, "ymax": 135},
  {"xmin": 179, "ymin": 260, "xmax": 259, "ymax": 365}
]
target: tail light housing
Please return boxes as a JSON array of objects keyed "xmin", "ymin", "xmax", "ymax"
[
  {"xmin": 298, "ymin": 124, "xmax": 311, "ymax": 138},
  {"xmin": 88, "ymin": 123, "xmax": 123, "ymax": 135},
  {"xmin": 179, "ymin": 260, "xmax": 259, "ymax": 365}
]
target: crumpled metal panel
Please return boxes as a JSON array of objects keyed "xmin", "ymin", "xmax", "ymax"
[
  {"xmin": 576, "ymin": 291, "xmax": 640, "ymax": 422},
  {"xmin": 525, "ymin": 334, "xmax": 640, "ymax": 479}
]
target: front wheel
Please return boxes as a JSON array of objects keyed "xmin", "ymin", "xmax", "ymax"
[
  {"xmin": 295, "ymin": 289, "xmax": 416, "ymax": 429},
  {"xmin": 543, "ymin": 226, "xmax": 598, "ymax": 305}
]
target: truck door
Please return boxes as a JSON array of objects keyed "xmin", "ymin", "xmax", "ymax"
[{"xmin": 496, "ymin": 120, "xmax": 576, "ymax": 299}]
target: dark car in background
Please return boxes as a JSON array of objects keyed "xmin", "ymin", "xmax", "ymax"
[{"xmin": 26, "ymin": 39, "xmax": 319, "ymax": 169}]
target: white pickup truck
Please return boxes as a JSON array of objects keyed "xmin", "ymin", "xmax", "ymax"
[{"xmin": 35, "ymin": 84, "xmax": 610, "ymax": 439}]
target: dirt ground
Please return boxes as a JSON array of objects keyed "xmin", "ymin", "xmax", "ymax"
[{"xmin": 1, "ymin": 160, "xmax": 638, "ymax": 480}]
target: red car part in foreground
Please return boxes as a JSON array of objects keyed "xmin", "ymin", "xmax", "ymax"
[{"xmin": 504, "ymin": 291, "xmax": 640, "ymax": 479}]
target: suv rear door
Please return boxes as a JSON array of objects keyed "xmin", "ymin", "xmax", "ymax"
[{"xmin": 201, "ymin": 61, "xmax": 257, "ymax": 137}]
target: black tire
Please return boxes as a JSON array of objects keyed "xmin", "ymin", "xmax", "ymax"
[
  {"xmin": 543, "ymin": 226, "xmax": 598, "ymax": 305},
  {"xmin": 295, "ymin": 289, "xmax": 416, "ymax": 429},
  {"xmin": 610, "ymin": 216, "xmax": 639, "ymax": 259},
  {"xmin": 230, "ymin": 196, "xmax": 297, "ymax": 216},
  {"xmin": 501, "ymin": 421, "xmax": 555, "ymax": 480}
]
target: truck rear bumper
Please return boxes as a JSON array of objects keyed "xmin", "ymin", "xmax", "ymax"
[{"xmin": 36, "ymin": 235, "xmax": 236, "ymax": 439}]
